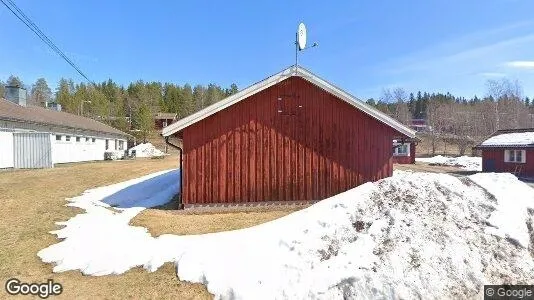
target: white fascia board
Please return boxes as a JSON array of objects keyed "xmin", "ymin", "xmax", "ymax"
[{"xmin": 162, "ymin": 66, "xmax": 416, "ymax": 139}]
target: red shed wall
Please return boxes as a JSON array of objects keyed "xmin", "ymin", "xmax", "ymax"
[
  {"xmin": 181, "ymin": 76, "xmax": 403, "ymax": 205},
  {"xmin": 482, "ymin": 148, "xmax": 534, "ymax": 177},
  {"xmin": 392, "ymin": 142, "xmax": 416, "ymax": 164}
]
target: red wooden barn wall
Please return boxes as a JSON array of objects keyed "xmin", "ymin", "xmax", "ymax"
[
  {"xmin": 181, "ymin": 76, "xmax": 406, "ymax": 205},
  {"xmin": 482, "ymin": 148, "xmax": 534, "ymax": 177},
  {"xmin": 392, "ymin": 142, "xmax": 416, "ymax": 164}
]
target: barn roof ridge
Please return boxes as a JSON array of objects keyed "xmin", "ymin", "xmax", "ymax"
[{"xmin": 161, "ymin": 65, "xmax": 416, "ymax": 138}]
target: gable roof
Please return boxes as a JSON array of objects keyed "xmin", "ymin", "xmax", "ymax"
[
  {"xmin": 162, "ymin": 66, "xmax": 416, "ymax": 138},
  {"xmin": 0, "ymin": 98, "xmax": 130, "ymax": 137},
  {"xmin": 475, "ymin": 128, "xmax": 534, "ymax": 148}
]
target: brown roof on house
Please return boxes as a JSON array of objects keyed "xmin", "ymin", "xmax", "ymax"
[{"xmin": 0, "ymin": 98, "xmax": 130, "ymax": 137}]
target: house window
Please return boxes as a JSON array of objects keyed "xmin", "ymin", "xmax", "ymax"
[
  {"xmin": 55, "ymin": 135, "xmax": 62, "ymax": 141},
  {"xmin": 86, "ymin": 137, "xmax": 90, "ymax": 142},
  {"xmin": 76, "ymin": 136, "xmax": 81, "ymax": 142},
  {"xmin": 505, "ymin": 150, "xmax": 526, "ymax": 163},
  {"xmin": 118, "ymin": 140, "xmax": 124, "ymax": 150},
  {"xmin": 393, "ymin": 143, "xmax": 410, "ymax": 156},
  {"xmin": 92, "ymin": 138, "xmax": 96, "ymax": 143},
  {"xmin": 162, "ymin": 120, "xmax": 168, "ymax": 127},
  {"xmin": 105, "ymin": 139, "xmax": 109, "ymax": 150},
  {"xmin": 65, "ymin": 136, "xmax": 71, "ymax": 142}
]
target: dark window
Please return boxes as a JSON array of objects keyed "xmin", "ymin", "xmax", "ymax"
[
  {"xmin": 393, "ymin": 144, "xmax": 409, "ymax": 156},
  {"xmin": 105, "ymin": 139, "xmax": 109, "ymax": 150},
  {"xmin": 92, "ymin": 138, "xmax": 96, "ymax": 143},
  {"xmin": 76, "ymin": 137, "xmax": 81, "ymax": 142},
  {"xmin": 55, "ymin": 135, "xmax": 62, "ymax": 141},
  {"xmin": 505, "ymin": 150, "xmax": 525, "ymax": 163},
  {"xmin": 86, "ymin": 137, "xmax": 90, "ymax": 142},
  {"xmin": 66, "ymin": 136, "xmax": 71, "ymax": 142}
]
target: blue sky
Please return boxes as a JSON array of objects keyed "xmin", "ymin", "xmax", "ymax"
[{"xmin": 1, "ymin": 0, "xmax": 534, "ymax": 100}]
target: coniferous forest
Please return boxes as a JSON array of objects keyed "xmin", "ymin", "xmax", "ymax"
[{"xmin": 1, "ymin": 75, "xmax": 238, "ymax": 141}]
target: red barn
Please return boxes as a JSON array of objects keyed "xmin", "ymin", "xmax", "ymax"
[
  {"xmin": 474, "ymin": 128, "xmax": 534, "ymax": 177},
  {"xmin": 162, "ymin": 66, "xmax": 416, "ymax": 207}
]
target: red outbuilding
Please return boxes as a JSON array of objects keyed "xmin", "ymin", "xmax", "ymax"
[
  {"xmin": 474, "ymin": 128, "xmax": 534, "ymax": 177},
  {"xmin": 154, "ymin": 112, "xmax": 177, "ymax": 129},
  {"xmin": 162, "ymin": 66, "xmax": 417, "ymax": 207},
  {"xmin": 392, "ymin": 139, "xmax": 417, "ymax": 164}
]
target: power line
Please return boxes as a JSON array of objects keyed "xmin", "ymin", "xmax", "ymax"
[{"xmin": 0, "ymin": 0, "xmax": 95, "ymax": 84}]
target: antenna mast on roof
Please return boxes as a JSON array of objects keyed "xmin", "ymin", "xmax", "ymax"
[{"xmin": 295, "ymin": 22, "xmax": 318, "ymax": 74}]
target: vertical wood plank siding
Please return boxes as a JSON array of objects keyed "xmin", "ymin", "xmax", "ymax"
[
  {"xmin": 482, "ymin": 148, "xmax": 534, "ymax": 177},
  {"xmin": 181, "ymin": 77, "xmax": 402, "ymax": 204}
]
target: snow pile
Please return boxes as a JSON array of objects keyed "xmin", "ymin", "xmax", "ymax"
[
  {"xmin": 128, "ymin": 143, "xmax": 165, "ymax": 158},
  {"xmin": 104, "ymin": 150, "xmax": 124, "ymax": 160},
  {"xmin": 38, "ymin": 171, "xmax": 534, "ymax": 299},
  {"xmin": 416, "ymin": 155, "xmax": 482, "ymax": 171},
  {"xmin": 481, "ymin": 132, "xmax": 534, "ymax": 146}
]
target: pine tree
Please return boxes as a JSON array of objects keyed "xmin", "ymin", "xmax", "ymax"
[
  {"xmin": 7, "ymin": 75, "xmax": 23, "ymax": 88},
  {"xmin": 193, "ymin": 84, "xmax": 205, "ymax": 111},
  {"xmin": 56, "ymin": 78, "xmax": 72, "ymax": 109},
  {"xmin": 136, "ymin": 103, "xmax": 153, "ymax": 142},
  {"xmin": 225, "ymin": 83, "xmax": 239, "ymax": 97},
  {"xmin": 366, "ymin": 98, "xmax": 376, "ymax": 106},
  {"xmin": 31, "ymin": 78, "xmax": 52, "ymax": 107},
  {"xmin": 182, "ymin": 83, "xmax": 194, "ymax": 117}
]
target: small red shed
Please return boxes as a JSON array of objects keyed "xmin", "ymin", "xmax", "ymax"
[
  {"xmin": 392, "ymin": 138, "xmax": 417, "ymax": 164},
  {"xmin": 154, "ymin": 112, "xmax": 177, "ymax": 129},
  {"xmin": 474, "ymin": 128, "xmax": 534, "ymax": 178},
  {"xmin": 162, "ymin": 66, "xmax": 417, "ymax": 207}
]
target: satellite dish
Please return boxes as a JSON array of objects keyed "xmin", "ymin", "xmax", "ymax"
[{"xmin": 297, "ymin": 23, "xmax": 307, "ymax": 50}]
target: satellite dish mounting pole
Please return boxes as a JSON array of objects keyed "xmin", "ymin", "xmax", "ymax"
[{"xmin": 295, "ymin": 32, "xmax": 299, "ymax": 74}]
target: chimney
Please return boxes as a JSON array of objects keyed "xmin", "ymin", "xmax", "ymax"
[{"xmin": 4, "ymin": 86, "xmax": 27, "ymax": 106}]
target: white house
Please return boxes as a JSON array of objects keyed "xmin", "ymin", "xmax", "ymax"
[{"xmin": 0, "ymin": 86, "xmax": 130, "ymax": 169}]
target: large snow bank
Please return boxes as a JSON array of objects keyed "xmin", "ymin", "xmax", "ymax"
[
  {"xmin": 416, "ymin": 155, "xmax": 482, "ymax": 171},
  {"xmin": 39, "ymin": 171, "xmax": 534, "ymax": 299},
  {"xmin": 128, "ymin": 143, "xmax": 165, "ymax": 158},
  {"xmin": 481, "ymin": 132, "xmax": 534, "ymax": 146}
]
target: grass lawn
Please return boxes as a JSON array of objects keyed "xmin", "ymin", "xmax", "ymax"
[{"xmin": 0, "ymin": 156, "xmax": 297, "ymax": 299}]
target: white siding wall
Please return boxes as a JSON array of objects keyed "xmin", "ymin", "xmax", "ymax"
[
  {"xmin": 0, "ymin": 132, "xmax": 14, "ymax": 168},
  {"xmin": 51, "ymin": 134, "xmax": 127, "ymax": 164},
  {"xmin": 2, "ymin": 120, "xmax": 128, "ymax": 165}
]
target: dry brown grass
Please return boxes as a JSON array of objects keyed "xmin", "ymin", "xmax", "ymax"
[
  {"xmin": 132, "ymin": 208, "xmax": 300, "ymax": 236},
  {"xmin": 394, "ymin": 162, "xmax": 462, "ymax": 173},
  {"xmin": 0, "ymin": 156, "xmax": 298, "ymax": 299},
  {"xmin": 416, "ymin": 136, "xmax": 463, "ymax": 157}
]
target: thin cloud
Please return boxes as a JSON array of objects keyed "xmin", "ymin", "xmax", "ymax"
[
  {"xmin": 505, "ymin": 60, "xmax": 534, "ymax": 69},
  {"xmin": 478, "ymin": 72, "xmax": 507, "ymax": 77}
]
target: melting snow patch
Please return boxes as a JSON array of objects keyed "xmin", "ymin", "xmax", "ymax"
[
  {"xmin": 416, "ymin": 155, "xmax": 482, "ymax": 171},
  {"xmin": 128, "ymin": 143, "xmax": 165, "ymax": 158},
  {"xmin": 39, "ymin": 170, "xmax": 534, "ymax": 299}
]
